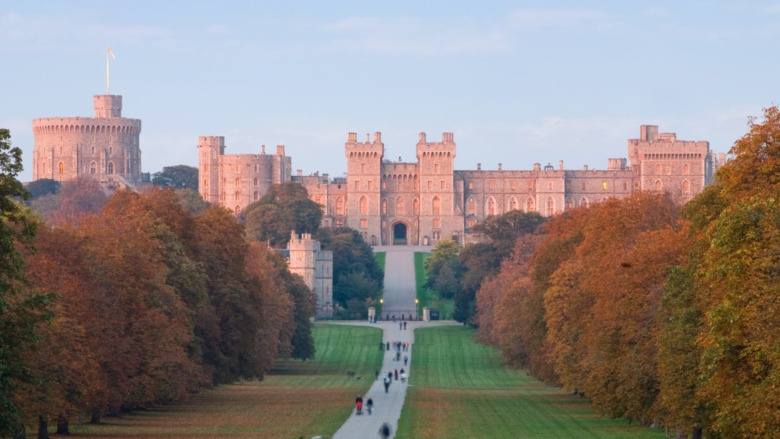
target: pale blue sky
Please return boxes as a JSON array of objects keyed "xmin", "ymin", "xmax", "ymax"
[{"xmin": 2, "ymin": 1, "xmax": 778, "ymax": 182}]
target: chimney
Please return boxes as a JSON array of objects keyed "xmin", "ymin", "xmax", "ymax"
[
  {"xmin": 533, "ymin": 163, "xmax": 540, "ymax": 171},
  {"xmin": 477, "ymin": 163, "xmax": 481, "ymax": 170},
  {"xmin": 498, "ymin": 163, "xmax": 502, "ymax": 171},
  {"xmin": 276, "ymin": 145, "xmax": 285, "ymax": 155},
  {"xmin": 559, "ymin": 160, "xmax": 564, "ymax": 170},
  {"xmin": 296, "ymin": 169, "xmax": 302, "ymax": 176},
  {"xmin": 584, "ymin": 165, "xmax": 589, "ymax": 171}
]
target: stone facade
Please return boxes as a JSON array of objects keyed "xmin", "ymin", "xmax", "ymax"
[
  {"xmin": 201, "ymin": 125, "xmax": 726, "ymax": 246},
  {"xmin": 197, "ymin": 136, "xmax": 292, "ymax": 214},
  {"xmin": 32, "ymin": 95, "xmax": 143, "ymax": 186},
  {"xmin": 287, "ymin": 232, "xmax": 333, "ymax": 319}
]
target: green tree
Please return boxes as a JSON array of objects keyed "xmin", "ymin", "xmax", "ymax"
[
  {"xmin": 24, "ymin": 178, "xmax": 60, "ymax": 200},
  {"xmin": 152, "ymin": 165, "xmax": 199, "ymax": 189},
  {"xmin": 423, "ymin": 238, "xmax": 459, "ymax": 289},
  {"xmin": 0, "ymin": 129, "xmax": 53, "ymax": 437},
  {"xmin": 244, "ymin": 182, "xmax": 323, "ymax": 247}
]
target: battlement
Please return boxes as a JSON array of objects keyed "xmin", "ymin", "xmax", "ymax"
[
  {"xmin": 417, "ymin": 132, "xmax": 456, "ymax": 159},
  {"xmin": 345, "ymin": 132, "xmax": 383, "ymax": 159},
  {"xmin": 288, "ymin": 231, "xmax": 321, "ymax": 251},
  {"xmin": 198, "ymin": 136, "xmax": 225, "ymax": 147}
]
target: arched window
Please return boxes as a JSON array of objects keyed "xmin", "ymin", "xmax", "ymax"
[
  {"xmin": 362, "ymin": 163, "xmax": 366, "ymax": 172},
  {"xmin": 546, "ymin": 197, "xmax": 555, "ymax": 216},
  {"xmin": 204, "ymin": 193, "xmax": 209, "ymax": 201},
  {"xmin": 58, "ymin": 162, "xmax": 65, "ymax": 174},
  {"xmin": 235, "ymin": 178, "xmax": 240, "ymax": 186},
  {"xmin": 235, "ymin": 205, "xmax": 241, "ymax": 214},
  {"xmin": 508, "ymin": 197, "xmax": 517, "ymax": 211},
  {"xmin": 566, "ymin": 198, "xmax": 573, "ymax": 210},
  {"xmin": 525, "ymin": 197, "xmax": 535, "ymax": 213},
  {"xmin": 235, "ymin": 164, "xmax": 240, "ymax": 173},
  {"xmin": 683, "ymin": 180, "xmax": 690, "ymax": 193},
  {"xmin": 382, "ymin": 199, "xmax": 387, "ymax": 214},
  {"xmin": 360, "ymin": 196, "xmax": 368, "ymax": 214},
  {"xmin": 656, "ymin": 164, "xmax": 662, "ymax": 174},
  {"xmin": 432, "ymin": 196, "xmax": 440, "ymax": 215},
  {"xmin": 413, "ymin": 198, "xmax": 419, "ymax": 215},
  {"xmin": 204, "ymin": 179, "xmax": 208, "ymax": 188},
  {"xmin": 666, "ymin": 166, "xmax": 671, "ymax": 175},
  {"xmin": 235, "ymin": 192, "xmax": 241, "ymax": 201},
  {"xmin": 336, "ymin": 197, "xmax": 345, "ymax": 215},
  {"xmin": 254, "ymin": 191, "xmax": 259, "ymax": 200},
  {"xmin": 107, "ymin": 162, "xmax": 114, "ymax": 174},
  {"xmin": 90, "ymin": 161, "xmax": 96, "ymax": 175},
  {"xmin": 487, "ymin": 197, "xmax": 496, "ymax": 216},
  {"xmin": 656, "ymin": 180, "xmax": 663, "ymax": 191},
  {"xmin": 580, "ymin": 197, "xmax": 589, "ymax": 207},
  {"xmin": 254, "ymin": 178, "xmax": 258, "ymax": 186},
  {"xmin": 684, "ymin": 164, "xmax": 690, "ymax": 175},
  {"xmin": 467, "ymin": 198, "xmax": 475, "ymax": 215},
  {"xmin": 396, "ymin": 197, "xmax": 405, "ymax": 215}
]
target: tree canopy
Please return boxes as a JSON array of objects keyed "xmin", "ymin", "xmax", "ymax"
[
  {"xmin": 152, "ymin": 165, "xmax": 199, "ymax": 190},
  {"xmin": 244, "ymin": 182, "xmax": 323, "ymax": 247}
]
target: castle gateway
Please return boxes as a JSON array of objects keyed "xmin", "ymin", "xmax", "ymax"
[{"xmin": 199, "ymin": 126, "xmax": 725, "ymax": 246}]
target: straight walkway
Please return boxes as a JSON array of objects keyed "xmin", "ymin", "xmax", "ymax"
[{"xmin": 332, "ymin": 245, "xmax": 456, "ymax": 439}]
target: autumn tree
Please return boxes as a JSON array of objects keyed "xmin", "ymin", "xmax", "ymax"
[
  {"xmin": 0, "ymin": 129, "xmax": 52, "ymax": 437},
  {"xmin": 244, "ymin": 182, "xmax": 323, "ymax": 247}
]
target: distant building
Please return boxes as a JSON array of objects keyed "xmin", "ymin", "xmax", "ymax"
[
  {"xmin": 287, "ymin": 232, "xmax": 333, "ymax": 319},
  {"xmin": 200, "ymin": 125, "xmax": 726, "ymax": 246},
  {"xmin": 32, "ymin": 95, "xmax": 143, "ymax": 186}
]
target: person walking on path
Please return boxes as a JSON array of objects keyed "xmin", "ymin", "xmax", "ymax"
[
  {"xmin": 367, "ymin": 398, "xmax": 373, "ymax": 415},
  {"xmin": 383, "ymin": 373, "xmax": 391, "ymax": 393},
  {"xmin": 355, "ymin": 396, "xmax": 363, "ymax": 415},
  {"xmin": 379, "ymin": 422, "xmax": 391, "ymax": 439}
]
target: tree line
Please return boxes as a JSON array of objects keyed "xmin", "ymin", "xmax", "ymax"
[{"xmin": 425, "ymin": 108, "xmax": 780, "ymax": 438}]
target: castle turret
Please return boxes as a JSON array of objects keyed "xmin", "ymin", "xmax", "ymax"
[
  {"xmin": 93, "ymin": 95, "xmax": 122, "ymax": 118},
  {"xmin": 198, "ymin": 136, "xmax": 225, "ymax": 204},
  {"xmin": 345, "ymin": 132, "xmax": 384, "ymax": 244},
  {"xmin": 416, "ymin": 132, "xmax": 459, "ymax": 245}
]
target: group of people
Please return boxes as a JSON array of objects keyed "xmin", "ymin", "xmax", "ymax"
[{"xmin": 355, "ymin": 395, "xmax": 373, "ymax": 415}]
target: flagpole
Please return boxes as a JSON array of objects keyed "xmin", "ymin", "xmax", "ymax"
[{"xmin": 106, "ymin": 46, "xmax": 110, "ymax": 95}]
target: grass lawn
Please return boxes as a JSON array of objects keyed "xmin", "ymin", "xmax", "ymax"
[
  {"xmin": 414, "ymin": 251, "xmax": 454, "ymax": 319},
  {"xmin": 396, "ymin": 326, "xmax": 665, "ymax": 439},
  {"xmin": 64, "ymin": 324, "xmax": 383, "ymax": 439}
]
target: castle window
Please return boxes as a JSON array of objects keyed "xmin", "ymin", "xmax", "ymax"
[
  {"xmin": 580, "ymin": 197, "xmax": 588, "ymax": 207},
  {"xmin": 254, "ymin": 192, "xmax": 259, "ymax": 201},
  {"xmin": 397, "ymin": 197, "xmax": 405, "ymax": 215},
  {"xmin": 469, "ymin": 181, "xmax": 474, "ymax": 189},
  {"xmin": 602, "ymin": 181, "xmax": 607, "ymax": 190},
  {"xmin": 254, "ymin": 178, "xmax": 258, "ymax": 186},
  {"xmin": 428, "ymin": 180, "xmax": 432, "ymax": 189},
  {"xmin": 336, "ymin": 219, "xmax": 343, "ymax": 227},
  {"xmin": 487, "ymin": 197, "xmax": 496, "ymax": 216},
  {"xmin": 440, "ymin": 180, "xmax": 445, "ymax": 189},
  {"xmin": 360, "ymin": 219, "xmax": 368, "ymax": 229},
  {"xmin": 413, "ymin": 198, "xmax": 419, "ymax": 215},
  {"xmin": 467, "ymin": 219, "xmax": 475, "ymax": 228},
  {"xmin": 467, "ymin": 198, "xmax": 475, "ymax": 215},
  {"xmin": 656, "ymin": 180, "xmax": 663, "ymax": 191},
  {"xmin": 204, "ymin": 193, "xmax": 209, "ymax": 201},
  {"xmin": 109, "ymin": 147, "xmax": 112, "ymax": 155},
  {"xmin": 383, "ymin": 181, "xmax": 387, "ymax": 189},
  {"xmin": 508, "ymin": 197, "xmax": 517, "ymax": 211},
  {"xmin": 528, "ymin": 180, "xmax": 534, "ymax": 190},
  {"xmin": 355, "ymin": 181, "xmax": 360, "ymax": 190},
  {"xmin": 623, "ymin": 181, "xmax": 628, "ymax": 191},
  {"xmin": 684, "ymin": 164, "xmax": 690, "ymax": 175},
  {"xmin": 362, "ymin": 163, "xmax": 366, "ymax": 172},
  {"xmin": 683, "ymin": 180, "xmax": 690, "ymax": 193},
  {"xmin": 360, "ymin": 196, "xmax": 368, "ymax": 214},
  {"xmin": 398, "ymin": 181, "xmax": 402, "ymax": 190},
  {"xmin": 566, "ymin": 181, "xmax": 571, "ymax": 190},
  {"xmin": 90, "ymin": 162, "xmax": 97, "ymax": 175},
  {"xmin": 511, "ymin": 181, "xmax": 516, "ymax": 190},
  {"xmin": 336, "ymin": 197, "xmax": 345, "ymax": 215},
  {"xmin": 235, "ymin": 192, "xmax": 241, "ymax": 201},
  {"xmin": 566, "ymin": 198, "xmax": 573, "ymax": 209},
  {"xmin": 489, "ymin": 181, "xmax": 494, "ymax": 190},
  {"xmin": 236, "ymin": 178, "xmax": 240, "ymax": 187},
  {"xmin": 60, "ymin": 146, "xmax": 63, "ymax": 155},
  {"xmin": 433, "ymin": 218, "xmax": 441, "ymax": 228},
  {"xmin": 382, "ymin": 199, "xmax": 387, "ymax": 214},
  {"xmin": 236, "ymin": 164, "xmax": 240, "ymax": 173},
  {"xmin": 432, "ymin": 196, "xmax": 441, "ymax": 215},
  {"xmin": 107, "ymin": 162, "xmax": 114, "ymax": 174},
  {"xmin": 581, "ymin": 181, "xmax": 586, "ymax": 190},
  {"xmin": 369, "ymin": 181, "xmax": 374, "ymax": 190},
  {"xmin": 58, "ymin": 162, "xmax": 65, "ymax": 174},
  {"xmin": 546, "ymin": 197, "xmax": 555, "ymax": 216},
  {"xmin": 656, "ymin": 164, "xmax": 662, "ymax": 174},
  {"xmin": 315, "ymin": 195, "xmax": 323, "ymax": 204},
  {"xmin": 235, "ymin": 205, "xmax": 241, "ymax": 214},
  {"xmin": 204, "ymin": 179, "xmax": 208, "ymax": 188},
  {"xmin": 414, "ymin": 181, "xmax": 418, "ymax": 189},
  {"xmin": 548, "ymin": 182, "xmax": 552, "ymax": 190},
  {"xmin": 91, "ymin": 146, "xmax": 95, "ymax": 154},
  {"xmin": 666, "ymin": 166, "xmax": 671, "ymax": 175},
  {"xmin": 525, "ymin": 197, "xmax": 535, "ymax": 213},
  {"xmin": 435, "ymin": 163, "xmax": 439, "ymax": 173},
  {"xmin": 254, "ymin": 164, "xmax": 258, "ymax": 172},
  {"xmin": 205, "ymin": 165, "xmax": 209, "ymax": 172}
]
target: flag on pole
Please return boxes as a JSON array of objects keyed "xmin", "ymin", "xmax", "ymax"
[{"xmin": 108, "ymin": 46, "xmax": 115, "ymax": 59}]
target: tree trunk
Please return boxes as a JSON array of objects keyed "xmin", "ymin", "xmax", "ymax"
[
  {"xmin": 37, "ymin": 415, "xmax": 49, "ymax": 439},
  {"xmin": 56, "ymin": 414, "xmax": 70, "ymax": 434},
  {"xmin": 691, "ymin": 427, "xmax": 703, "ymax": 439},
  {"xmin": 90, "ymin": 410, "xmax": 101, "ymax": 424}
]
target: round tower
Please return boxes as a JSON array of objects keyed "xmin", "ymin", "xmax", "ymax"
[{"xmin": 32, "ymin": 94, "xmax": 142, "ymax": 184}]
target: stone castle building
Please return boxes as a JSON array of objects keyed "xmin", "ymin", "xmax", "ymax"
[
  {"xmin": 197, "ymin": 136, "xmax": 291, "ymax": 214},
  {"xmin": 287, "ymin": 232, "xmax": 333, "ymax": 319},
  {"xmin": 32, "ymin": 95, "xmax": 144, "ymax": 186},
  {"xmin": 200, "ymin": 125, "xmax": 725, "ymax": 247}
]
